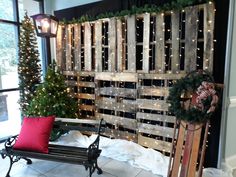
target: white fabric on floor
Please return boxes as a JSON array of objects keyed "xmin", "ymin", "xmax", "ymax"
[
  {"xmin": 202, "ymin": 168, "xmax": 233, "ymax": 177},
  {"xmin": 53, "ymin": 131, "xmax": 232, "ymax": 177}
]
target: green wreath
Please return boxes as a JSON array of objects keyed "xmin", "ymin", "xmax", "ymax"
[{"xmin": 167, "ymin": 70, "xmax": 217, "ymax": 123}]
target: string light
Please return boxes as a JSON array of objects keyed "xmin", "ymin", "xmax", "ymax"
[{"xmin": 57, "ymin": 2, "xmax": 215, "ymax": 157}]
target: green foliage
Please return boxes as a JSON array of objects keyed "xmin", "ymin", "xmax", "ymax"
[
  {"xmin": 18, "ymin": 12, "xmax": 41, "ymax": 115},
  {"xmin": 60, "ymin": 0, "xmax": 211, "ymax": 24},
  {"xmin": 26, "ymin": 65, "xmax": 78, "ymax": 140},
  {"xmin": 0, "ymin": 0, "xmax": 21, "ymax": 76},
  {"xmin": 167, "ymin": 70, "xmax": 215, "ymax": 123}
]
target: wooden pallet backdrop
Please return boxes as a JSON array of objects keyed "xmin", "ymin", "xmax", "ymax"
[{"xmin": 56, "ymin": 2, "xmax": 215, "ymax": 154}]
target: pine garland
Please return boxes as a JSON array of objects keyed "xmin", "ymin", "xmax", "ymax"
[
  {"xmin": 167, "ymin": 70, "xmax": 217, "ymax": 123},
  {"xmin": 60, "ymin": 0, "xmax": 212, "ymax": 24},
  {"xmin": 18, "ymin": 12, "xmax": 41, "ymax": 115}
]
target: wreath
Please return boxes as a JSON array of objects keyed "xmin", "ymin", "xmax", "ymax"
[{"xmin": 167, "ymin": 70, "xmax": 219, "ymax": 123}]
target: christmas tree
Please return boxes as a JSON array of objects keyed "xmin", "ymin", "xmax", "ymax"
[
  {"xmin": 18, "ymin": 12, "xmax": 41, "ymax": 115},
  {"xmin": 26, "ymin": 64, "xmax": 78, "ymax": 140}
]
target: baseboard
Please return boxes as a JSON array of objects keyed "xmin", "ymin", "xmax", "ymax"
[
  {"xmin": 229, "ymin": 96, "xmax": 236, "ymax": 108},
  {"xmin": 223, "ymin": 155, "xmax": 236, "ymax": 177},
  {"xmin": 226, "ymin": 155, "xmax": 236, "ymax": 168}
]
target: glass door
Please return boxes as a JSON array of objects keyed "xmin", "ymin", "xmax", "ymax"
[{"xmin": 0, "ymin": 0, "xmax": 43, "ymax": 141}]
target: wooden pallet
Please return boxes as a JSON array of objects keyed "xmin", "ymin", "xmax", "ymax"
[{"xmin": 56, "ymin": 2, "xmax": 215, "ymax": 153}]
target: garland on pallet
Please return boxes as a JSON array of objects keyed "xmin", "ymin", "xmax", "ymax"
[
  {"xmin": 167, "ymin": 70, "xmax": 219, "ymax": 123},
  {"xmin": 60, "ymin": 0, "xmax": 212, "ymax": 24}
]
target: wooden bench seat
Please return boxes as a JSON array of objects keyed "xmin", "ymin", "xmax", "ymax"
[{"xmin": 0, "ymin": 118, "xmax": 105, "ymax": 177}]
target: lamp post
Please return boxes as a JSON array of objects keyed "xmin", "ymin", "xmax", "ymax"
[{"xmin": 31, "ymin": 14, "xmax": 59, "ymax": 71}]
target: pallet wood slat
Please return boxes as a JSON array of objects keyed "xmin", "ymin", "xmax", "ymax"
[
  {"xmin": 63, "ymin": 71, "xmax": 77, "ymax": 76},
  {"xmin": 138, "ymin": 87, "xmax": 169, "ymax": 97},
  {"xmin": 143, "ymin": 13, "xmax": 150, "ymax": 73},
  {"xmin": 138, "ymin": 123, "xmax": 175, "ymax": 138},
  {"xmin": 66, "ymin": 25, "xmax": 72, "ymax": 71},
  {"xmin": 96, "ymin": 99, "xmax": 136, "ymax": 113},
  {"xmin": 78, "ymin": 82, "xmax": 95, "ymax": 88},
  {"xmin": 95, "ymin": 72, "xmax": 138, "ymax": 82},
  {"xmin": 96, "ymin": 113, "xmax": 137, "ymax": 130},
  {"xmin": 95, "ymin": 20, "xmax": 102, "ymax": 72},
  {"xmin": 121, "ymin": 99, "xmax": 136, "ymax": 105},
  {"xmin": 74, "ymin": 24, "xmax": 81, "ymax": 71},
  {"xmin": 78, "ymin": 105, "xmax": 95, "ymax": 111},
  {"xmin": 96, "ymin": 97, "xmax": 116, "ymax": 103},
  {"xmin": 61, "ymin": 26, "xmax": 67, "ymax": 70},
  {"xmin": 84, "ymin": 22, "xmax": 92, "ymax": 71},
  {"xmin": 77, "ymin": 114, "xmax": 95, "ymax": 119},
  {"xmin": 155, "ymin": 13, "xmax": 165, "ymax": 73},
  {"xmin": 116, "ymin": 19, "xmax": 123, "ymax": 72},
  {"xmin": 136, "ymin": 112, "xmax": 176, "ymax": 123},
  {"xmin": 127, "ymin": 15, "xmax": 136, "ymax": 72},
  {"xmin": 184, "ymin": 6, "xmax": 198, "ymax": 72},
  {"xmin": 78, "ymin": 71, "xmax": 95, "ymax": 77},
  {"xmin": 138, "ymin": 134, "xmax": 172, "ymax": 153},
  {"xmin": 77, "ymin": 93, "xmax": 95, "ymax": 100},
  {"xmin": 55, "ymin": 118, "xmax": 100, "ymax": 124},
  {"xmin": 108, "ymin": 18, "xmax": 117, "ymax": 72},
  {"xmin": 138, "ymin": 73, "xmax": 186, "ymax": 80},
  {"xmin": 171, "ymin": 11, "xmax": 180, "ymax": 72},
  {"xmin": 65, "ymin": 80, "xmax": 77, "ymax": 86},
  {"xmin": 102, "ymin": 128, "xmax": 137, "ymax": 142},
  {"xmin": 137, "ymin": 99, "xmax": 169, "ymax": 111},
  {"xmin": 98, "ymin": 87, "xmax": 137, "ymax": 98},
  {"xmin": 56, "ymin": 25, "xmax": 63, "ymax": 69},
  {"xmin": 203, "ymin": 3, "xmax": 215, "ymax": 72}
]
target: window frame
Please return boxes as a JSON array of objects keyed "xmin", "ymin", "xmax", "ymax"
[{"xmin": 0, "ymin": 0, "xmax": 44, "ymax": 142}]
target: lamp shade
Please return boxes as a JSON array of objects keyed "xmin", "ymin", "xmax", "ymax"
[{"xmin": 31, "ymin": 14, "xmax": 58, "ymax": 38}]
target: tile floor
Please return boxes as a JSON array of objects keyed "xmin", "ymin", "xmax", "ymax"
[{"xmin": 0, "ymin": 155, "xmax": 162, "ymax": 177}]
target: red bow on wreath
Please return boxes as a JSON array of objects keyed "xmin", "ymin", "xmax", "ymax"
[{"xmin": 194, "ymin": 81, "xmax": 219, "ymax": 113}]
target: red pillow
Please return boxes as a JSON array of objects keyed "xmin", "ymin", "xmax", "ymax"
[{"xmin": 13, "ymin": 116, "xmax": 55, "ymax": 153}]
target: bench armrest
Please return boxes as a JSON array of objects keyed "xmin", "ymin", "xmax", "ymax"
[
  {"xmin": 87, "ymin": 119, "xmax": 104, "ymax": 160},
  {"xmin": 3, "ymin": 135, "xmax": 18, "ymax": 153}
]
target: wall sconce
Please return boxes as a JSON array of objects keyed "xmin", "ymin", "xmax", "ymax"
[{"xmin": 31, "ymin": 14, "xmax": 59, "ymax": 71}]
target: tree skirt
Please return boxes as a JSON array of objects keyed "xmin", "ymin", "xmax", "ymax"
[{"xmin": 53, "ymin": 131, "xmax": 232, "ymax": 177}]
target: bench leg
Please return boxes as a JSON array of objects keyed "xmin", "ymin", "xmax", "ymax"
[
  {"xmin": 95, "ymin": 161, "xmax": 103, "ymax": 175},
  {"xmin": 22, "ymin": 157, "xmax": 32, "ymax": 165},
  {"xmin": 1, "ymin": 153, "xmax": 29, "ymax": 177},
  {"xmin": 89, "ymin": 167, "xmax": 92, "ymax": 177},
  {"xmin": 5, "ymin": 156, "xmax": 13, "ymax": 177},
  {"xmin": 5, "ymin": 155, "xmax": 21, "ymax": 177}
]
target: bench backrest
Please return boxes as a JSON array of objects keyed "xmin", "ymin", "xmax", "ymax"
[{"xmin": 54, "ymin": 118, "xmax": 105, "ymax": 135}]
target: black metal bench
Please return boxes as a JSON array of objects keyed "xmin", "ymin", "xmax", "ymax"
[{"xmin": 0, "ymin": 118, "xmax": 105, "ymax": 177}]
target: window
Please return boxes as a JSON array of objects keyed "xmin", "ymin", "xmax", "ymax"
[{"xmin": 0, "ymin": 0, "xmax": 43, "ymax": 141}]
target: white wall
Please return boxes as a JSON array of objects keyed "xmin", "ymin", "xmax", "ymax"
[
  {"xmin": 225, "ymin": 0, "xmax": 236, "ymax": 159},
  {"xmin": 45, "ymin": 0, "xmax": 101, "ymax": 14},
  {"xmin": 23, "ymin": 0, "xmax": 40, "ymax": 16},
  {"xmin": 219, "ymin": 0, "xmax": 236, "ymax": 173}
]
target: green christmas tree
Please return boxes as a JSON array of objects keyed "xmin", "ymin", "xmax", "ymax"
[
  {"xmin": 18, "ymin": 12, "xmax": 41, "ymax": 115},
  {"xmin": 26, "ymin": 65, "xmax": 78, "ymax": 140}
]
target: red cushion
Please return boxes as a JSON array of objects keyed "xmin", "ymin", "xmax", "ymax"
[{"xmin": 13, "ymin": 116, "xmax": 55, "ymax": 153}]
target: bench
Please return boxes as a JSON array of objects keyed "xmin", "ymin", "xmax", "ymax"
[{"xmin": 0, "ymin": 118, "xmax": 105, "ymax": 177}]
